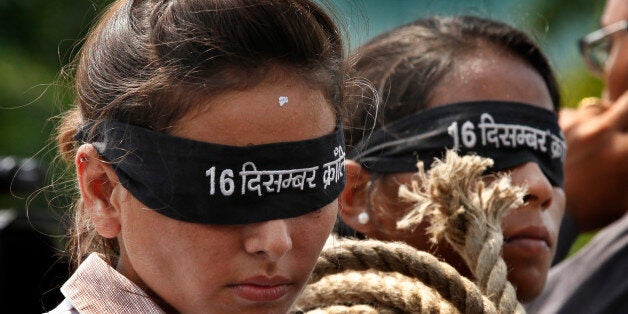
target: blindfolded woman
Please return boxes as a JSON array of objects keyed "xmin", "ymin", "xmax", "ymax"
[
  {"xmin": 47, "ymin": 0, "xmax": 348, "ymax": 312},
  {"xmin": 339, "ymin": 15, "xmax": 565, "ymax": 303}
]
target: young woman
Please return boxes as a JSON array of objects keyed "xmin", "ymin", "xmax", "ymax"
[
  {"xmin": 47, "ymin": 0, "xmax": 348, "ymax": 312},
  {"xmin": 339, "ymin": 15, "xmax": 566, "ymax": 303}
]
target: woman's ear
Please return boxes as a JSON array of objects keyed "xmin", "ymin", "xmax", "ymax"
[
  {"xmin": 76, "ymin": 144, "xmax": 121, "ymax": 239},
  {"xmin": 339, "ymin": 160, "xmax": 377, "ymax": 234}
]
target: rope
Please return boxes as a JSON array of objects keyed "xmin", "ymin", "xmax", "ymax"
[
  {"xmin": 397, "ymin": 150, "xmax": 525, "ymax": 313},
  {"xmin": 293, "ymin": 239, "xmax": 496, "ymax": 313},
  {"xmin": 299, "ymin": 304, "xmax": 395, "ymax": 314},
  {"xmin": 298, "ymin": 270, "xmax": 457, "ymax": 313},
  {"xmin": 293, "ymin": 150, "xmax": 527, "ymax": 313}
]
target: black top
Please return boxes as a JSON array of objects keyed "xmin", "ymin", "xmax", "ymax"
[{"xmin": 526, "ymin": 212, "xmax": 628, "ymax": 314}]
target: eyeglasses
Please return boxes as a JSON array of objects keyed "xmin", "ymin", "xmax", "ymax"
[{"xmin": 578, "ymin": 19, "xmax": 628, "ymax": 76}]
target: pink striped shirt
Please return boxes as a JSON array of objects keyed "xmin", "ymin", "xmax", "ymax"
[{"xmin": 47, "ymin": 253, "xmax": 164, "ymax": 314}]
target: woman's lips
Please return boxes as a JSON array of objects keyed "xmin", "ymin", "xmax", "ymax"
[
  {"xmin": 503, "ymin": 226, "xmax": 552, "ymax": 254},
  {"xmin": 229, "ymin": 276, "xmax": 293, "ymax": 302}
]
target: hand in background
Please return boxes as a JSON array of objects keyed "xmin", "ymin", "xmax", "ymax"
[{"xmin": 560, "ymin": 92, "xmax": 628, "ymax": 232}]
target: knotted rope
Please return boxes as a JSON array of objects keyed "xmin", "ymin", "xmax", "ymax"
[{"xmin": 293, "ymin": 150, "xmax": 526, "ymax": 313}]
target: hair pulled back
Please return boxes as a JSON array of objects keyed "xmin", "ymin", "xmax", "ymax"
[
  {"xmin": 57, "ymin": 0, "xmax": 347, "ymax": 268},
  {"xmin": 345, "ymin": 15, "xmax": 560, "ymax": 146}
]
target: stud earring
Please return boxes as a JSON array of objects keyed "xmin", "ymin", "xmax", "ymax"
[
  {"xmin": 358, "ymin": 211, "xmax": 370, "ymax": 224},
  {"xmin": 93, "ymin": 199, "xmax": 104, "ymax": 212}
]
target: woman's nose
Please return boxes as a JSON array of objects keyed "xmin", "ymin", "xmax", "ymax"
[
  {"xmin": 509, "ymin": 162, "xmax": 554, "ymax": 210},
  {"xmin": 243, "ymin": 219, "xmax": 293, "ymax": 260}
]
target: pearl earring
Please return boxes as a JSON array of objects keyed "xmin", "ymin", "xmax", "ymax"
[
  {"xmin": 358, "ymin": 212, "xmax": 370, "ymax": 224},
  {"xmin": 93, "ymin": 199, "xmax": 104, "ymax": 212}
]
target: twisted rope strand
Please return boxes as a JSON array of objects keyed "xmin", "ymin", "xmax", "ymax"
[
  {"xmin": 304, "ymin": 239, "xmax": 496, "ymax": 313},
  {"xmin": 297, "ymin": 270, "xmax": 459, "ymax": 313},
  {"xmin": 300, "ymin": 304, "xmax": 395, "ymax": 314},
  {"xmin": 398, "ymin": 151, "xmax": 526, "ymax": 313}
]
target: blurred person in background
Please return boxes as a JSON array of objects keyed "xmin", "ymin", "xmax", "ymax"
[{"xmin": 527, "ymin": 0, "xmax": 628, "ymax": 312}]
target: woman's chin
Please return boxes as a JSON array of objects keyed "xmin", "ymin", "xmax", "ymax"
[{"xmin": 504, "ymin": 258, "xmax": 550, "ymax": 302}]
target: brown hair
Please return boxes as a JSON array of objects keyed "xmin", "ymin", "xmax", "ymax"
[
  {"xmin": 56, "ymin": 0, "xmax": 348, "ymax": 268},
  {"xmin": 345, "ymin": 15, "xmax": 560, "ymax": 147}
]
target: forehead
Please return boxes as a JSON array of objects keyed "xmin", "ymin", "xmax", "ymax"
[
  {"xmin": 602, "ymin": 0, "xmax": 628, "ymax": 26},
  {"xmin": 172, "ymin": 78, "xmax": 335, "ymax": 146},
  {"xmin": 427, "ymin": 47, "xmax": 553, "ymax": 112}
]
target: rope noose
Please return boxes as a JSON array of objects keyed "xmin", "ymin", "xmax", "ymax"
[{"xmin": 292, "ymin": 150, "xmax": 527, "ymax": 313}]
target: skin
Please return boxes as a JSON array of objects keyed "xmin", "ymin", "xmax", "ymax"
[
  {"xmin": 602, "ymin": 0, "xmax": 628, "ymax": 102},
  {"xmin": 560, "ymin": 0, "xmax": 628, "ymax": 231},
  {"xmin": 341, "ymin": 46, "xmax": 565, "ymax": 302},
  {"xmin": 76, "ymin": 77, "xmax": 338, "ymax": 313}
]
